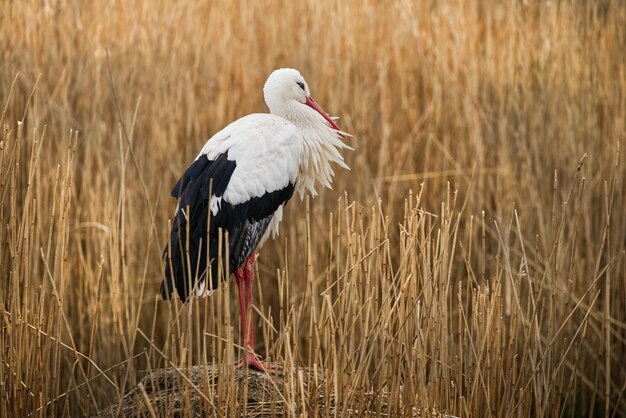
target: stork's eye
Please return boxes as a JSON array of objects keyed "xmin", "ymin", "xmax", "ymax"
[{"xmin": 297, "ymin": 82, "xmax": 305, "ymax": 91}]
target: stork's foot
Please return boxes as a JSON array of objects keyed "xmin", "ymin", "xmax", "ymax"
[{"xmin": 235, "ymin": 352, "xmax": 276, "ymax": 373}]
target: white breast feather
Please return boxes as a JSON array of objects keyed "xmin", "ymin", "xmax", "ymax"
[
  {"xmin": 197, "ymin": 113, "xmax": 301, "ymax": 221},
  {"xmin": 295, "ymin": 121, "xmax": 352, "ymax": 198},
  {"xmin": 193, "ymin": 111, "xmax": 350, "ymax": 250}
]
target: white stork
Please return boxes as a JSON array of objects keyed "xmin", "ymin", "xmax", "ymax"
[{"xmin": 161, "ymin": 68, "xmax": 351, "ymax": 371}]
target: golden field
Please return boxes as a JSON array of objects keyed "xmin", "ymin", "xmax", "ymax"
[{"xmin": 1, "ymin": 0, "xmax": 625, "ymax": 416}]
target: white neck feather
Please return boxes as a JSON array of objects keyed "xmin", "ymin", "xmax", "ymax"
[
  {"xmin": 280, "ymin": 104, "xmax": 351, "ymax": 199},
  {"xmin": 296, "ymin": 125, "xmax": 351, "ymax": 198}
]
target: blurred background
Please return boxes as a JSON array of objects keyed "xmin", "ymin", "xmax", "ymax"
[{"xmin": 1, "ymin": 1, "xmax": 625, "ymax": 416}]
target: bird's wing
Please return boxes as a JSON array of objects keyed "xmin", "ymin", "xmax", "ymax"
[{"xmin": 162, "ymin": 114, "xmax": 301, "ymax": 300}]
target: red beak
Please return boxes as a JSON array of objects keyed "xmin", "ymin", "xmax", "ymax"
[{"xmin": 304, "ymin": 96, "xmax": 345, "ymax": 136}]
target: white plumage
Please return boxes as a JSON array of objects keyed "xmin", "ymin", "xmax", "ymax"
[{"xmin": 161, "ymin": 68, "xmax": 351, "ymax": 371}]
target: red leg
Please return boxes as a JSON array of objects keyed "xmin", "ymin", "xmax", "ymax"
[
  {"xmin": 234, "ymin": 268, "xmax": 248, "ymax": 348},
  {"xmin": 234, "ymin": 253, "xmax": 267, "ymax": 372},
  {"xmin": 243, "ymin": 255, "xmax": 256, "ymax": 349}
]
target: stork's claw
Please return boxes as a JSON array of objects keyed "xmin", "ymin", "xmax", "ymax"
[{"xmin": 235, "ymin": 352, "xmax": 276, "ymax": 373}]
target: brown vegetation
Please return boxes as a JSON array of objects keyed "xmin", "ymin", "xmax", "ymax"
[{"xmin": 1, "ymin": 1, "xmax": 625, "ymax": 416}]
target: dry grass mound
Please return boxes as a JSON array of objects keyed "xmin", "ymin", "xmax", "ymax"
[
  {"xmin": 98, "ymin": 365, "xmax": 328, "ymax": 417},
  {"xmin": 98, "ymin": 364, "xmax": 456, "ymax": 417}
]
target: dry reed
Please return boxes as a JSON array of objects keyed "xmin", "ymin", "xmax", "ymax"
[{"xmin": 1, "ymin": 0, "xmax": 625, "ymax": 416}]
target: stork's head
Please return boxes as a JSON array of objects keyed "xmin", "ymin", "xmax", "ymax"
[{"xmin": 263, "ymin": 68, "xmax": 343, "ymax": 134}]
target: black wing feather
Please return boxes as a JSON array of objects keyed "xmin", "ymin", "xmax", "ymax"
[{"xmin": 161, "ymin": 152, "xmax": 294, "ymax": 301}]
